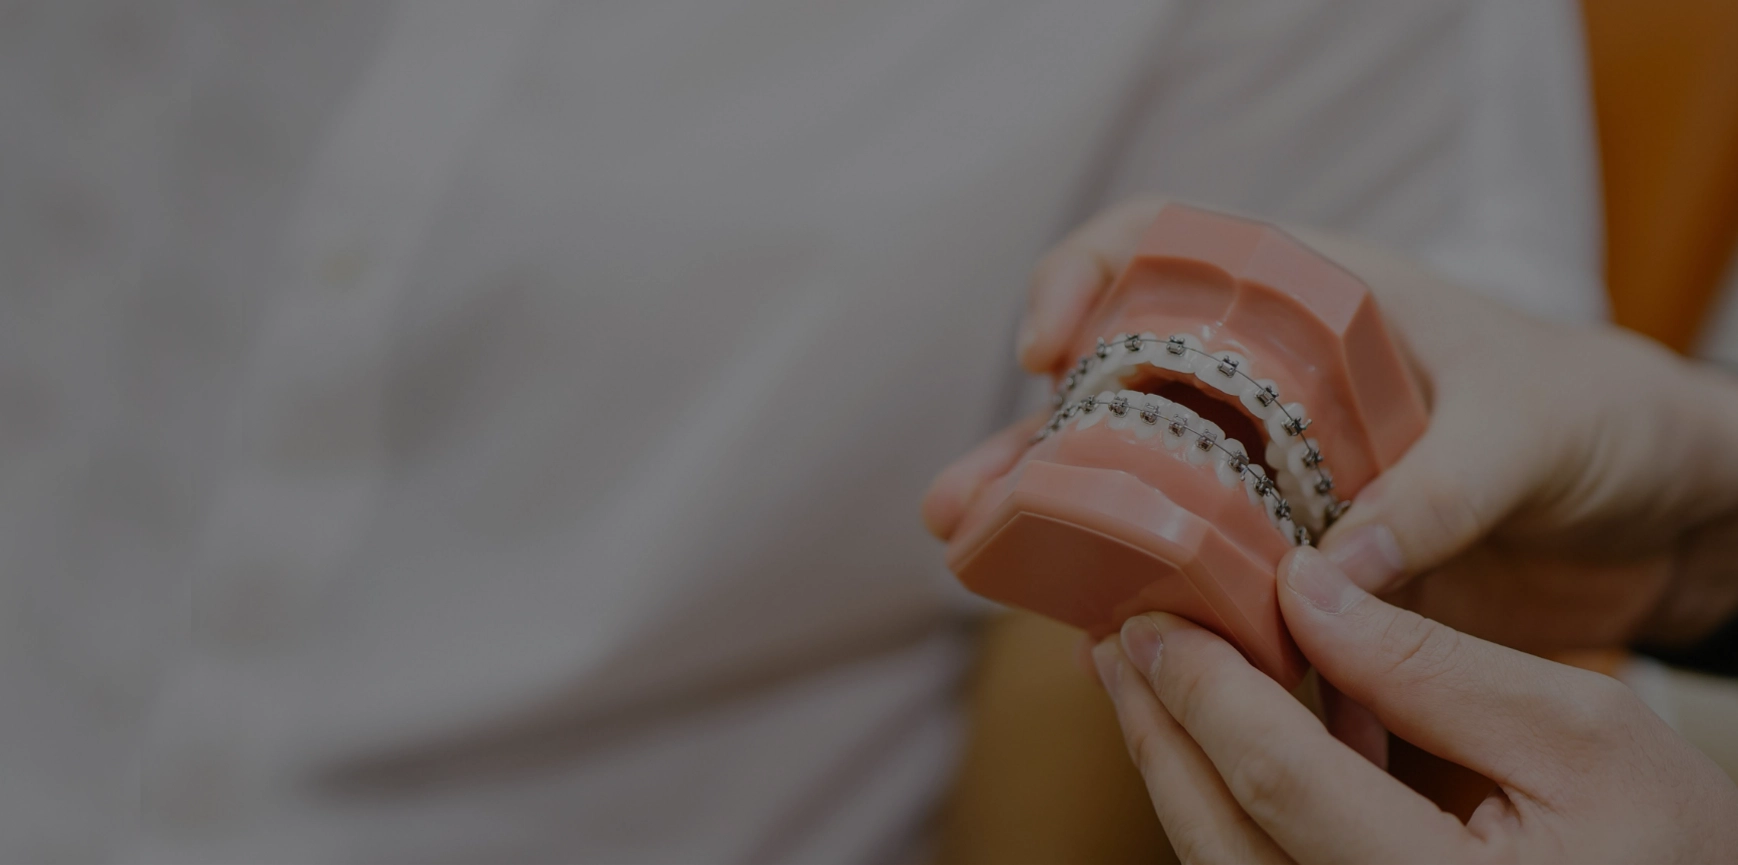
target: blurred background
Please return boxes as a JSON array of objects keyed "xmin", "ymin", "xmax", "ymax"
[{"xmin": 0, "ymin": 2, "xmax": 1734, "ymax": 863}]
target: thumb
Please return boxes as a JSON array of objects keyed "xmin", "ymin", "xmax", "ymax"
[
  {"xmin": 1318, "ymin": 398, "xmax": 1536, "ymax": 592},
  {"xmin": 1276, "ymin": 547, "xmax": 1643, "ymax": 791}
]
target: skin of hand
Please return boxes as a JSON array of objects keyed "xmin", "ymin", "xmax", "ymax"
[
  {"xmin": 923, "ymin": 198, "xmax": 1738, "ymax": 653},
  {"xmin": 1091, "ymin": 547, "xmax": 1738, "ymax": 864}
]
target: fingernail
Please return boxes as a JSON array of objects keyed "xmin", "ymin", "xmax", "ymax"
[
  {"xmin": 1119, "ymin": 615, "xmax": 1165, "ymax": 679},
  {"xmin": 1090, "ymin": 638, "xmax": 1122, "ymax": 691},
  {"xmin": 1324, "ymin": 524, "xmax": 1404, "ymax": 592},
  {"xmin": 1286, "ymin": 547, "xmax": 1365, "ymax": 614}
]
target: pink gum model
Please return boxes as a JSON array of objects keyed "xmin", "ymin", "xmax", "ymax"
[{"xmin": 945, "ymin": 205, "xmax": 1428, "ymax": 687}]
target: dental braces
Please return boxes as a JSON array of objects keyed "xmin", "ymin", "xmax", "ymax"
[
  {"xmin": 1034, "ymin": 392, "xmax": 1313, "ymax": 547},
  {"xmin": 1045, "ymin": 332, "xmax": 1351, "ymax": 530}
]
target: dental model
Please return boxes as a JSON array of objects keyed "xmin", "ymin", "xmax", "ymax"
[{"xmin": 944, "ymin": 205, "xmax": 1427, "ymax": 686}]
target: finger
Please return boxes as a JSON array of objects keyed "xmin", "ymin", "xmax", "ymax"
[
  {"xmin": 1320, "ymin": 678, "xmax": 1388, "ymax": 769},
  {"xmin": 1123, "ymin": 613, "xmax": 1469, "ymax": 863},
  {"xmin": 920, "ymin": 411, "xmax": 1047, "ymax": 540},
  {"xmin": 1018, "ymin": 199, "xmax": 1168, "ymax": 374},
  {"xmin": 1073, "ymin": 633, "xmax": 1098, "ymax": 681},
  {"xmin": 1090, "ymin": 639, "xmax": 1291, "ymax": 865},
  {"xmin": 1277, "ymin": 546, "xmax": 1650, "ymax": 794},
  {"xmin": 1317, "ymin": 385, "xmax": 1540, "ymax": 592}
]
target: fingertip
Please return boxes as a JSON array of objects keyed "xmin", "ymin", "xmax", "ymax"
[
  {"xmin": 919, "ymin": 471, "xmax": 966, "ymax": 540},
  {"xmin": 1088, "ymin": 635, "xmax": 1122, "ymax": 691},
  {"xmin": 1020, "ymin": 253, "xmax": 1104, "ymax": 373},
  {"xmin": 1280, "ymin": 546, "xmax": 1366, "ymax": 616},
  {"xmin": 920, "ymin": 415, "xmax": 1044, "ymax": 540}
]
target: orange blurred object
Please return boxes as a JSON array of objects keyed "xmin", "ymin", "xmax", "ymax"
[{"xmin": 1585, "ymin": 0, "xmax": 1738, "ymax": 351}]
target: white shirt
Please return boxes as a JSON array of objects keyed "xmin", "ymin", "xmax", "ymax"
[{"xmin": 0, "ymin": 2, "xmax": 1600, "ymax": 862}]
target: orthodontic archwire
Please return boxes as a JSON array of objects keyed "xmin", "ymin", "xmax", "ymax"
[
  {"xmin": 1032, "ymin": 391, "xmax": 1313, "ymax": 547},
  {"xmin": 1038, "ymin": 333, "xmax": 1351, "ymax": 533}
]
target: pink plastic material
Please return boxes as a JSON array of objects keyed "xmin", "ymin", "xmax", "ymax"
[{"xmin": 945, "ymin": 205, "xmax": 1428, "ymax": 687}]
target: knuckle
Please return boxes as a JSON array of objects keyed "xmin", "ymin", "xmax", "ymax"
[
  {"xmin": 1375, "ymin": 611, "xmax": 1467, "ymax": 689},
  {"xmin": 1224, "ymin": 743, "xmax": 1305, "ymax": 823},
  {"xmin": 1416, "ymin": 470, "xmax": 1489, "ymax": 549},
  {"xmin": 1549, "ymin": 673, "xmax": 1642, "ymax": 746}
]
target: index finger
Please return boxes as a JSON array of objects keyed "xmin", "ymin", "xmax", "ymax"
[
  {"xmin": 921, "ymin": 411, "xmax": 1047, "ymax": 540},
  {"xmin": 1018, "ymin": 199, "xmax": 1167, "ymax": 374},
  {"xmin": 1124, "ymin": 612, "xmax": 1472, "ymax": 863}
]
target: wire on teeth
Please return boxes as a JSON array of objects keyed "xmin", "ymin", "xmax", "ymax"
[
  {"xmin": 1048, "ymin": 332, "xmax": 1345, "ymax": 529},
  {"xmin": 1031, "ymin": 393, "xmax": 1310, "ymax": 546}
]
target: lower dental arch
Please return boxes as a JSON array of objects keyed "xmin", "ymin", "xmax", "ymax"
[{"xmin": 1033, "ymin": 332, "xmax": 1352, "ymax": 547}]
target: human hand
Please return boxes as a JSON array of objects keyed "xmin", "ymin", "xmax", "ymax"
[
  {"xmin": 930, "ymin": 197, "xmax": 1738, "ymax": 653},
  {"xmin": 1091, "ymin": 547, "xmax": 1738, "ymax": 864}
]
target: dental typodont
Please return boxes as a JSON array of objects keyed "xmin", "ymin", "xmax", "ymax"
[{"xmin": 940, "ymin": 204, "xmax": 1428, "ymax": 686}]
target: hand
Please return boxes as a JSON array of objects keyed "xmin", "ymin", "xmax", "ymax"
[
  {"xmin": 929, "ymin": 198, "xmax": 1738, "ymax": 653},
  {"xmin": 1091, "ymin": 547, "xmax": 1738, "ymax": 864}
]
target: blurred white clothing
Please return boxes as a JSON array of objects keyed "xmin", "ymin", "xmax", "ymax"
[{"xmin": 0, "ymin": 1, "xmax": 1601, "ymax": 862}]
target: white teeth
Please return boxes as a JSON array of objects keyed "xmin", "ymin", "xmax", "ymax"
[
  {"xmin": 1047, "ymin": 332, "xmax": 1339, "ymax": 548},
  {"xmin": 1265, "ymin": 401, "xmax": 1311, "ymax": 443},
  {"xmin": 1151, "ymin": 332, "xmax": 1202, "ymax": 374},
  {"xmin": 1239, "ymin": 378, "xmax": 1283, "ymax": 420},
  {"xmin": 1197, "ymin": 351, "xmax": 1249, "ymax": 398},
  {"xmin": 1075, "ymin": 391, "xmax": 1114, "ymax": 430},
  {"xmin": 1185, "ymin": 418, "xmax": 1222, "ymax": 465},
  {"xmin": 1159, "ymin": 403, "xmax": 1199, "ymax": 450},
  {"xmin": 1214, "ymin": 438, "xmax": 1248, "ymax": 488}
]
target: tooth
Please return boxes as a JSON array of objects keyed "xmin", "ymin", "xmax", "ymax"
[
  {"xmin": 1078, "ymin": 340, "xmax": 1124, "ymax": 394},
  {"xmin": 1185, "ymin": 418, "xmax": 1223, "ymax": 465},
  {"xmin": 1265, "ymin": 402, "xmax": 1311, "ymax": 443},
  {"xmin": 1151, "ymin": 332, "xmax": 1202, "ymax": 374},
  {"xmin": 1300, "ymin": 492, "xmax": 1331, "ymax": 531},
  {"xmin": 1239, "ymin": 378, "xmax": 1283, "ymax": 421},
  {"xmin": 1280, "ymin": 474, "xmax": 1328, "ymax": 530},
  {"xmin": 1132, "ymin": 395, "xmax": 1167, "ymax": 440},
  {"xmin": 1285, "ymin": 439, "xmax": 1323, "ymax": 478},
  {"xmin": 1076, "ymin": 366, "xmax": 1111, "ymax": 396},
  {"xmin": 1159, "ymin": 403, "xmax": 1199, "ymax": 451},
  {"xmin": 1277, "ymin": 516, "xmax": 1299, "ymax": 543},
  {"xmin": 1076, "ymin": 391, "xmax": 1114, "ymax": 430},
  {"xmin": 1264, "ymin": 491, "xmax": 1292, "ymax": 527},
  {"xmin": 1106, "ymin": 390, "xmax": 1141, "ymax": 432},
  {"xmin": 1196, "ymin": 350, "xmax": 1249, "ymax": 398},
  {"xmin": 1117, "ymin": 331, "xmax": 1157, "ymax": 363},
  {"xmin": 1214, "ymin": 438, "xmax": 1249, "ymax": 488},
  {"xmin": 1242, "ymin": 463, "xmax": 1270, "ymax": 506},
  {"xmin": 1274, "ymin": 468, "xmax": 1303, "ymax": 499},
  {"xmin": 1264, "ymin": 440, "xmax": 1289, "ymax": 475}
]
